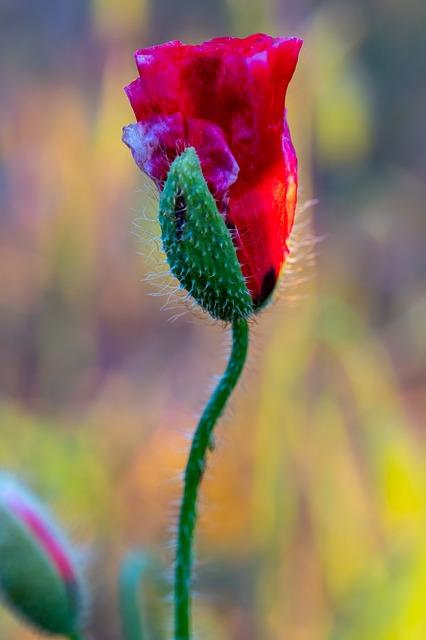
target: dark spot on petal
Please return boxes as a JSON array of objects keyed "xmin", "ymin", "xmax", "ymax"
[
  {"xmin": 174, "ymin": 190, "xmax": 186, "ymax": 240},
  {"xmin": 226, "ymin": 218, "xmax": 236, "ymax": 231},
  {"xmin": 253, "ymin": 267, "xmax": 277, "ymax": 308}
]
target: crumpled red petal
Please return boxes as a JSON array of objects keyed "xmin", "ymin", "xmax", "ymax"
[{"xmin": 122, "ymin": 114, "xmax": 239, "ymax": 209}]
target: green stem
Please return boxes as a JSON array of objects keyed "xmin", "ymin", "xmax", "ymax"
[
  {"xmin": 68, "ymin": 632, "xmax": 86, "ymax": 640},
  {"xmin": 174, "ymin": 317, "xmax": 249, "ymax": 640},
  {"xmin": 119, "ymin": 553, "xmax": 150, "ymax": 640}
]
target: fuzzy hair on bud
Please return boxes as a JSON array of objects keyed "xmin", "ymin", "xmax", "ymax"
[
  {"xmin": 158, "ymin": 147, "xmax": 253, "ymax": 322},
  {"xmin": 0, "ymin": 474, "xmax": 85, "ymax": 636}
]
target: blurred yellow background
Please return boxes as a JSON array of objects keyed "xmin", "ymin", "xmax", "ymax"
[{"xmin": 0, "ymin": 0, "xmax": 425, "ymax": 638}]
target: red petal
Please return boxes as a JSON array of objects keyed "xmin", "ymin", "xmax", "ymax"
[
  {"xmin": 178, "ymin": 36, "xmax": 302, "ymax": 181},
  {"xmin": 227, "ymin": 113, "xmax": 298, "ymax": 306},
  {"xmin": 122, "ymin": 115, "xmax": 239, "ymax": 205},
  {"xmin": 126, "ymin": 40, "xmax": 185, "ymax": 119}
]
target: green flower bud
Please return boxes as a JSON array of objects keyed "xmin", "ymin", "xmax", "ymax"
[
  {"xmin": 159, "ymin": 147, "xmax": 253, "ymax": 322},
  {"xmin": 0, "ymin": 475, "xmax": 85, "ymax": 636}
]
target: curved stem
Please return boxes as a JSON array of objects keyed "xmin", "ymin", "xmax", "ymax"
[{"xmin": 174, "ymin": 317, "xmax": 249, "ymax": 640}]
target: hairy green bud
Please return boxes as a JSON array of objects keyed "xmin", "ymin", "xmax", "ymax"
[{"xmin": 159, "ymin": 147, "xmax": 253, "ymax": 321}]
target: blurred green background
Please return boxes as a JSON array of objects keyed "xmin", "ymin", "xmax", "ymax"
[{"xmin": 0, "ymin": 0, "xmax": 425, "ymax": 638}]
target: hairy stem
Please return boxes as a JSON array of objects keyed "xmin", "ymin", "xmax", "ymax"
[{"xmin": 174, "ymin": 317, "xmax": 249, "ymax": 640}]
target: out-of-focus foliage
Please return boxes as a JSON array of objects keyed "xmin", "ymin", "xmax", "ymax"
[{"xmin": 0, "ymin": 0, "xmax": 425, "ymax": 638}]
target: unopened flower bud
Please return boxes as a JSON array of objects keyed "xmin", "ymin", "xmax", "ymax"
[
  {"xmin": 0, "ymin": 475, "xmax": 85, "ymax": 636},
  {"xmin": 158, "ymin": 147, "xmax": 253, "ymax": 321}
]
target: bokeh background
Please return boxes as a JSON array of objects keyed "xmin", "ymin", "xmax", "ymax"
[{"xmin": 1, "ymin": 0, "xmax": 425, "ymax": 638}]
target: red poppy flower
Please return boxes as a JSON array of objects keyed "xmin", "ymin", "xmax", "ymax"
[{"xmin": 123, "ymin": 33, "xmax": 302, "ymax": 308}]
